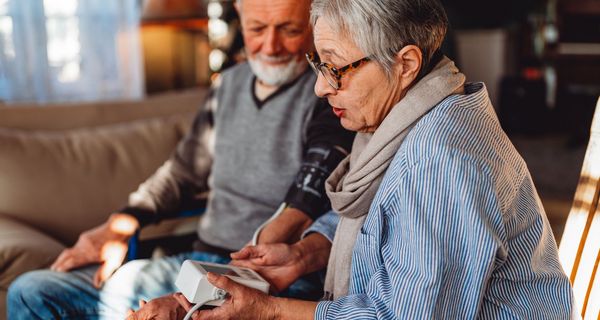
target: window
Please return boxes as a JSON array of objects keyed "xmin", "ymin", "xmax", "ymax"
[
  {"xmin": 0, "ymin": 0, "xmax": 143, "ymax": 104},
  {"xmin": 44, "ymin": 0, "xmax": 81, "ymax": 84},
  {"xmin": 0, "ymin": 0, "xmax": 14, "ymax": 99}
]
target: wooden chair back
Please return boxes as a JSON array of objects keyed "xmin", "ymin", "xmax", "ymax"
[{"xmin": 559, "ymin": 96, "xmax": 600, "ymax": 319}]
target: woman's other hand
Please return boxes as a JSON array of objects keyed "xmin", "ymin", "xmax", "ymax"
[{"xmin": 230, "ymin": 243, "xmax": 306, "ymax": 292}]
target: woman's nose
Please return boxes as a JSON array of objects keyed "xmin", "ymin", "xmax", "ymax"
[{"xmin": 314, "ymin": 72, "xmax": 336, "ymax": 97}]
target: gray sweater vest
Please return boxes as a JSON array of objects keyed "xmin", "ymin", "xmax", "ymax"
[{"xmin": 198, "ymin": 63, "xmax": 319, "ymax": 250}]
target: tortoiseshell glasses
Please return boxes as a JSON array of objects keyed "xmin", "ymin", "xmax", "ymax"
[{"xmin": 305, "ymin": 52, "xmax": 371, "ymax": 90}]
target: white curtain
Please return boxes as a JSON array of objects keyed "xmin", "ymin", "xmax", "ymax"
[{"xmin": 0, "ymin": 0, "xmax": 143, "ymax": 104}]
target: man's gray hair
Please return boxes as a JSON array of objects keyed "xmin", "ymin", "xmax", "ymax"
[{"xmin": 310, "ymin": 0, "xmax": 448, "ymax": 78}]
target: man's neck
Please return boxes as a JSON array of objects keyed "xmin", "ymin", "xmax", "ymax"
[{"xmin": 254, "ymin": 79, "xmax": 280, "ymax": 102}]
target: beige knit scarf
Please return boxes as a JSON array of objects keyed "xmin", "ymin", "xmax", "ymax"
[{"xmin": 323, "ymin": 57, "xmax": 466, "ymax": 299}]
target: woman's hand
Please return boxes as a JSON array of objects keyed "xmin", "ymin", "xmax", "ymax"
[
  {"xmin": 174, "ymin": 273, "xmax": 280, "ymax": 320},
  {"xmin": 125, "ymin": 295, "xmax": 187, "ymax": 320},
  {"xmin": 230, "ymin": 243, "xmax": 306, "ymax": 292},
  {"xmin": 231, "ymin": 233, "xmax": 332, "ymax": 293}
]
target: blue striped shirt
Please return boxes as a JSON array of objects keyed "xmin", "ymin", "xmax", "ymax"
[{"xmin": 311, "ymin": 83, "xmax": 574, "ymax": 319}]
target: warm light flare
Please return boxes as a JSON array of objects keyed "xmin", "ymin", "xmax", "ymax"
[
  {"xmin": 100, "ymin": 241, "xmax": 128, "ymax": 279},
  {"xmin": 109, "ymin": 215, "xmax": 139, "ymax": 235}
]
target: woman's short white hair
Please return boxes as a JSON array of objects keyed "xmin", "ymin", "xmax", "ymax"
[{"xmin": 310, "ymin": 0, "xmax": 448, "ymax": 78}]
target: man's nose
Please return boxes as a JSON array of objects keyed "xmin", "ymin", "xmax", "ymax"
[{"xmin": 262, "ymin": 27, "xmax": 281, "ymax": 56}]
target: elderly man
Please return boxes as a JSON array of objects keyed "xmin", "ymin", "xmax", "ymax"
[{"xmin": 6, "ymin": 0, "xmax": 353, "ymax": 318}]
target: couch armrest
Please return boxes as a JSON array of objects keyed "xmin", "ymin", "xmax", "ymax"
[{"xmin": 0, "ymin": 216, "xmax": 65, "ymax": 292}]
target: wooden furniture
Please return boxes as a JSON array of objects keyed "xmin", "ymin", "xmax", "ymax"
[{"xmin": 559, "ymin": 96, "xmax": 600, "ymax": 319}]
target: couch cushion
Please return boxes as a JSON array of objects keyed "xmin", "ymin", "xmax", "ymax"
[
  {"xmin": 0, "ymin": 88, "xmax": 206, "ymax": 130},
  {"xmin": 0, "ymin": 216, "xmax": 65, "ymax": 320},
  {"xmin": 0, "ymin": 114, "xmax": 193, "ymax": 244},
  {"xmin": 0, "ymin": 215, "xmax": 64, "ymax": 293}
]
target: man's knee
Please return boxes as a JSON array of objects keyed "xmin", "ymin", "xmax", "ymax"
[
  {"xmin": 7, "ymin": 270, "xmax": 59, "ymax": 317},
  {"xmin": 8, "ymin": 270, "xmax": 48, "ymax": 302},
  {"xmin": 103, "ymin": 258, "xmax": 178, "ymax": 300}
]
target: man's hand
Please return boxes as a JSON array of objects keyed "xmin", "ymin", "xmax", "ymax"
[
  {"xmin": 230, "ymin": 243, "xmax": 306, "ymax": 293},
  {"xmin": 256, "ymin": 207, "xmax": 312, "ymax": 244},
  {"xmin": 50, "ymin": 213, "xmax": 139, "ymax": 287},
  {"xmin": 125, "ymin": 295, "xmax": 187, "ymax": 320},
  {"xmin": 174, "ymin": 273, "xmax": 280, "ymax": 320}
]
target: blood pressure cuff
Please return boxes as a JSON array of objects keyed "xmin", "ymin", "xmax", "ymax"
[{"xmin": 284, "ymin": 142, "xmax": 348, "ymax": 220}]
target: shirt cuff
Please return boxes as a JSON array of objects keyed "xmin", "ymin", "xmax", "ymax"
[
  {"xmin": 118, "ymin": 206, "xmax": 157, "ymax": 228},
  {"xmin": 301, "ymin": 210, "xmax": 339, "ymax": 243},
  {"xmin": 315, "ymin": 301, "xmax": 333, "ymax": 320}
]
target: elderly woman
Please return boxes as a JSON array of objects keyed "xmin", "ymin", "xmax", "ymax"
[{"xmin": 172, "ymin": 0, "xmax": 575, "ymax": 318}]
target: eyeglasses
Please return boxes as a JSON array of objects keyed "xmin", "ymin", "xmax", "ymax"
[{"xmin": 305, "ymin": 52, "xmax": 371, "ymax": 90}]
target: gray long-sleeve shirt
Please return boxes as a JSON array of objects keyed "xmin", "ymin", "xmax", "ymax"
[{"xmin": 122, "ymin": 63, "xmax": 353, "ymax": 251}]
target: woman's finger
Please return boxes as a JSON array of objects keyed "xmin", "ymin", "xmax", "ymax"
[
  {"xmin": 229, "ymin": 259, "xmax": 259, "ymax": 269},
  {"xmin": 230, "ymin": 246, "xmax": 260, "ymax": 260},
  {"xmin": 125, "ymin": 308, "xmax": 138, "ymax": 320},
  {"xmin": 195, "ymin": 306, "xmax": 226, "ymax": 320},
  {"xmin": 206, "ymin": 273, "xmax": 241, "ymax": 296},
  {"xmin": 173, "ymin": 292, "xmax": 193, "ymax": 311}
]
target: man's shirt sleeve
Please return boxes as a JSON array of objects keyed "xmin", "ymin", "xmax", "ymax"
[
  {"xmin": 316, "ymin": 155, "xmax": 506, "ymax": 319},
  {"xmin": 120, "ymin": 82, "xmax": 220, "ymax": 226}
]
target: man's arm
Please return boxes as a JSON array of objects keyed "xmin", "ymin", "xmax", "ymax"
[
  {"xmin": 50, "ymin": 81, "xmax": 221, "ymax": 284},
  {"xmin": 120, "ymin": 81, "xmax": 220, "ymax": 227},
  {"xmin": 257, "ymin": 100, "xmax": 354, "ymax": 244}
]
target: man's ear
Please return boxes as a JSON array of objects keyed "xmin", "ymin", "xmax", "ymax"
[
  {"xmin": 395, "ymin": 45, "xmax": 422, "ymax": 88},
  {"xmin": 234, "ymin": 1, "xmax": 242, "ymax": 21}
]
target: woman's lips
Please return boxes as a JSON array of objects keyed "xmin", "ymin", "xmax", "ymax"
[{"xmin": 332, "ymin": 107, "xmax": 344, "ymax": 118}]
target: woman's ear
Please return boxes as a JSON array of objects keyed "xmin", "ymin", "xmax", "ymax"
[{"xmin": 395, "ymin": 45, "xmax": 422, "ymax": 89}]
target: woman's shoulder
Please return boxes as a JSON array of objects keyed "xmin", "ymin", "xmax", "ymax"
[{"xmin": 397, "ymin": 82, "xmax": 526, "ymax": 175}]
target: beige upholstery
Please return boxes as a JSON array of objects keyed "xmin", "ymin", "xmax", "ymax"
[
  {"xmin": 0, "ymin": 89, "xmax": 207, "ymax": 318},
  {"xmin": 559, "ymin": 97, "xmax": 600, "ymax": 319},
  {"xmin": 0, "ymin": 115, "xmax": 190, "ymax": 245},
  {"xmin": 0, "ymin": 216, "xmax": 65, "ymax": 317},
  {"xmin": 0, "ymin": 89, "xmax": 204, "ymax": 130}
]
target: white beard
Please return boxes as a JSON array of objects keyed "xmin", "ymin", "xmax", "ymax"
[{"xmin": 247, "ymin": 54, "xmax": 307, "ymax": 86}]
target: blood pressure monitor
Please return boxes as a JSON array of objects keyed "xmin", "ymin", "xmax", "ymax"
[{"xmin": 175, "ymin": 260, "xmax": 270, "ymax": 306}]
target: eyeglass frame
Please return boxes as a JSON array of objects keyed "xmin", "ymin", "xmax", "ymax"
[{"xmin": 305, "ymin": 51, "xmax": 371, "ymax": 90}]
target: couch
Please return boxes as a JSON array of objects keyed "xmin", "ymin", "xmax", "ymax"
[{"xmin": 0, "ymin": 89, "xmax": 207, "ymax": 318}]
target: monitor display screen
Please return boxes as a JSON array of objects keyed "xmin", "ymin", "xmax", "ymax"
[{"xmin": 202, "ymin": 264, "xmax": 241, "ymax": 277}]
